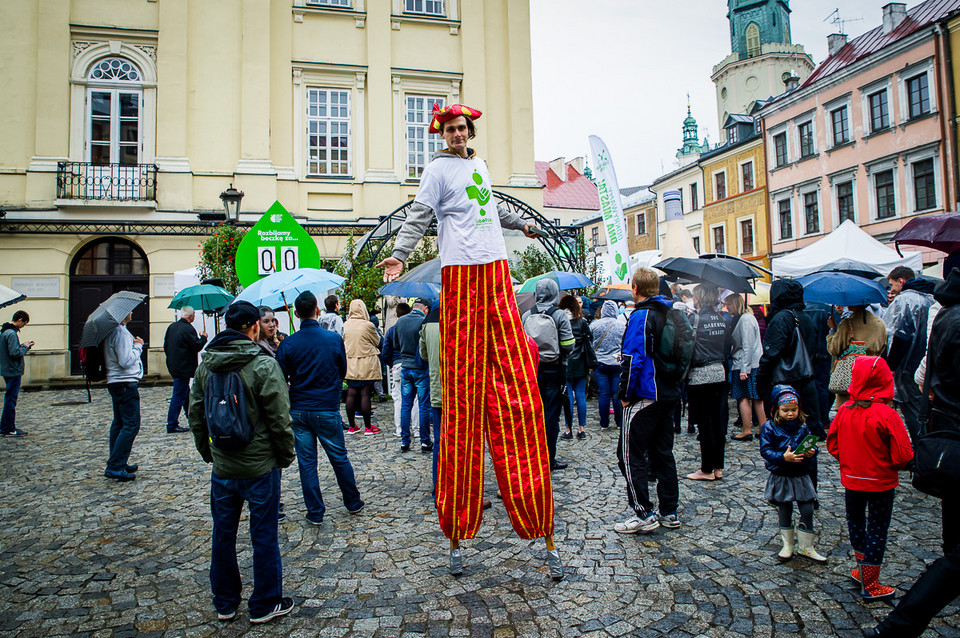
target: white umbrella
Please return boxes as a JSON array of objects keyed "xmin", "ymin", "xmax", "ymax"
[{"xmin": 0, "ymin": 283, "xmax": 26, "ymax": 309}]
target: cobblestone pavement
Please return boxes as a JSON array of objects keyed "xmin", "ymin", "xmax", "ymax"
[{"xmin": 0, "ymin": 386, "xmax": 957, "ymax": 637}]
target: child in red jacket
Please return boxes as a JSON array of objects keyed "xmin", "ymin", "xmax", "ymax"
[{"xmin": 827, "ymin": 356, "xmax": 914, "ymax": 602}]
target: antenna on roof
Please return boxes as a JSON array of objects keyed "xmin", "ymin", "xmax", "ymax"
[{"xmin": 824, "ymin": 8, "xmax": 862, "ymax": 35}]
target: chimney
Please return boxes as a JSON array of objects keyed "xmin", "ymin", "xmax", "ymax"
[
  {"xmin": 827, "ymin": 33, "xmax": 848, "ymax": 56},
  {"xmin": 882, "ymin": 3, "xmax": 907, "ymax": 34},
  {"xmin": 569, "ymin": 156, "xmax": 585, "ymax": 175},
  {"xmin": 549, "ymin": 157, "xmax": 566, "ymax": 182},
  {"xmin": 783, "ymin": 70, "xmax": 800, "ymax": 91}
]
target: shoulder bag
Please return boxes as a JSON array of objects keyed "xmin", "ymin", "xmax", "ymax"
[
  {"xmin": 827, "ymin": 322, "xmax": 867, "ymax": 394},
  {"xmin": 912, "ymin": 362, "xmax": 960, "ymax": 498},
  {"xmin": 771, "ymin": 310, "xmax": 813, "ymax": 385}
]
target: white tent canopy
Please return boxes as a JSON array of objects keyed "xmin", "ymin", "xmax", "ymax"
[{"xmin": 771, "ymin": 220, "xmax": 923, "ymax": 278}]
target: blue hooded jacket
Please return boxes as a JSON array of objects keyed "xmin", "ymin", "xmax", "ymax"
[
  {"xmin": 618, "ymin": 295, "xmax": 687, "ymax": 402},
  {"xmin": 759, "ymin": 384, "xmax": 815, "ymax": 477}
]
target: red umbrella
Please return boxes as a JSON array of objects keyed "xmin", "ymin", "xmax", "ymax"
[{"xmin": 893, "ymin": 212, "xmax": 960, "ymax": 254}]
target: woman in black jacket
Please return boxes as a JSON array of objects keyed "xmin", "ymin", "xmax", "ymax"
[{"xmin": 684, "ymin": 285, "xmax": 730, "ymax": 481}]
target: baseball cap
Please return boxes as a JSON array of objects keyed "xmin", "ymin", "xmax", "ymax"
[{"xmin": 225, "ymin": 301, "xmax": 261, "ymax": 331}]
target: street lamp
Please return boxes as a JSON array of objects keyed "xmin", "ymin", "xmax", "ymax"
[{"xmin": 219, "ymin": 183, "xmax": 244, "ymax": 224}]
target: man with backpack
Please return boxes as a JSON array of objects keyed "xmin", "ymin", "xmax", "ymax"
[
  {"xmin": 615, "ymin": 268, "xmax": 693, "ymax": 534},
  {"xmin": 1, "ymin": 310, "xmax": 34, "ymax": 437},
  {"xmin": 275, "ymin": 291, "xmax": 364, "ymax": 525},
  {"xmin": 522, "ymin": 278, "xmax": 575, "ymax": 470},
  {"xmin": 187, "ymin": 301, "xmax": 296, "ymax": 625}
]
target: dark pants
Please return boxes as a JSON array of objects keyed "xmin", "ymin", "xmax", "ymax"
[
  {"xmin": 617, "ymin": 400, "xmax": 679, "ymax": 517},
  {"xmin": 290, "ymin": 410, "xmax": 363, "ymax": 522},
  {"xmin": 209, "ymin": 467, "xmax": 283, "ymax": 618},
  {"xmin": 778, "ymin": 500, "xmax": 814, "ymax": 531},
  {"xmin": 106, "ymin": 382, "xmax": 140, "ymax": 472},
  {"xmin": 166, "ymin": 377, "xmax": 191, "ymax": 428},
  {"xmin": 537, "ymin": 363, "xmax": 565, "ymax": 465},
  {"xmin": 812, "ymin": 358, "xmax": 832, "ymax": 426},
  {"xmin": 432, "ymin": 406, "xmax": 442, "ymax": 494},
  {"xmin": 1, "ymin": 375, "xmax": 22, "ymax": 433},
  {"xmin": 845, "ymin": 488, "xmax": 895, "ymax": 564},
  {"xmin": 875, "ymin": 497, "xmax": 960, "ymax": 637},
  {"xmin": 595, "ymin": 364, "xmax": 622, "ymax": 429},
  {"xmin": 400, "ymin": 368, "xmax": 432, "ymax": 447},
  {"xmin": 687, "ymin": 382, "xmax": 727, "ymax": 473}
]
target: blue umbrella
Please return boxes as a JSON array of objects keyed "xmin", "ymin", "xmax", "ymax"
[
  {"xmin": 796, "ymin": 272, "xmax": 888, "ymax": 307},
  {"xmin": 233, "ymin": 268, "xmax": 346, "ymax": 310},
  {"xmin": 518, "ymin": 270, "xmax": 594, "ymax": 293},
  {"xmin": 378, "ymin": 281, "xmax": 441, "ymax": 300}
]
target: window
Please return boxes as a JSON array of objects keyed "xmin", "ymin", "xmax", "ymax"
[
  {"xmin": 690, "ymin": 183, "xmax": 698, "ymax": 210},
  {"xmin": 712, "ymin": 225, "xmax": 726, "ymax": 254},
  {"xmin": 87, "ymin": 58, "xmax": 143, "ymax": 166},
  {"xmin": 406, "ymin": 95, "xmax": 445, "ymax": 179},
  {"xmin": 692, "ymin": 236, "xmax": 701, "ymax": 254},
  {"xmin": 798, "ymin": 121, "xmax": 815, "ymax": 157},
  {"xmin": 774, "ymin": 132, "xmax": 788, "ymax": 167},
  {"xmin": 803, "ymin": 191, "xmax": 820, "ymax": 234},
  {"xmin": 778, "ymin": 198, "xmax": 793, "ymax": 239},
  {"xmin": 837, "ymin": 181, "xmax": 855, "ymax": 224},
  {"xmin": 875, "ymin": 169, "xmax": 896, "ymax": 219},
  {"xmin": 740, "ymin": 219, "xmax": 755, "ymax": 254},
  {"xmin": 907, "ymin": 73, "xmax": 930, "ymax": 119},
  {"xmin": 831, "ymin": 106, "xmax": 849, "ymax": 146},
  {"xmin": 869, "ymin": 90, "xmax": 889, "ymax": 132},
  {"xmin": 405, "ymin": 0, "xmax": 444, "ymax": 15},
  {"xmin": 714, "ymin": 171, "xmax": 726, "ymax": 200},
  {"xmin": 746, "ymin": 22, "xmax": 761, "ymax": 57},
  {"xmin": 913, "ymin": 158, "xmax": 936, "ymax": 211},
  {"xmin": 591, "ymin": 226, "xmax": 599, "ymax": 248},
  {"xmin": 307, "ymin": 89, "xmax": 351, "ymax": 176},
  {"xmin": 635, "ymin": 212, "xmax": 646, "ymax": 236},
  {"xmin": 741, "ymin": 161, "xmax": 754, "ymax": 191},
  {"xmin": 307, "ymin": 0, "xmax": 351, "ymax": 5}
]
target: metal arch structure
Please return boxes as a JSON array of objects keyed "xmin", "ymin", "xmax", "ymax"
[{"xmin": 351, "ymin": 190, "xmax": 580, "ymax": 272}]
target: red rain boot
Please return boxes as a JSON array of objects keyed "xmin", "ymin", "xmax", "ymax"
[
  {"xmin": 860, "ymin": 563, "xmax": 895, "ymax": 602},
  {"xmin": 850, "ymin": 551, "xmax": 865, "ymax": 585}
]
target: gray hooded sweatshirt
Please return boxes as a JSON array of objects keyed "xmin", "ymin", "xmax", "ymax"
[
  {"xmin": 520, "ymin": 279, "xmax": 574, "ymax": 364},
  {"xmin": 589, "ymin": 300, "xmax": 625, "ymax": 367}
]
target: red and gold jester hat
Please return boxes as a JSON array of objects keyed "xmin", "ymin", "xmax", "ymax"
[{"xmin": 429, "ymin": 103, "xmax": 483, "ymax": 134}]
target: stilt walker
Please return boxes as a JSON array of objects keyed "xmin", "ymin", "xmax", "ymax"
[{"xmin": 378, "ymin": 104, "xmax": 562, "ymax": 580}]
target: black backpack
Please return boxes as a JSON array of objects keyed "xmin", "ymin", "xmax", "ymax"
[
  {"xmin": 79, "ymin": 345, "xmax": 108, "ymax": 383},
  {"xmin": 204, "ymin": 367, "xmax": 259, "ymax": 451},
  {"xmin": 652, "ymin": 306, "xmax": 695, "ymax": 381}
]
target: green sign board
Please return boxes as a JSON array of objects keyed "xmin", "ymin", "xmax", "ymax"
[{"xmin": 235, "ymin": 201, "xmax": 321, "ymax": 287}]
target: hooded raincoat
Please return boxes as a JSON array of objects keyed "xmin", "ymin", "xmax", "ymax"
[
  {"xmin": 521, "ymin": 279, "xmax": 574, "ymax": 365},
  {"xmin": 343, "ymin": 300, "xmax": 382, "ymax": 381},
  {"xmin": 590, "ymin": 300, "xmax": 625, "ymax": 367},
  {"xmin": 826, "ymin": 356, "xmax": 913, "ymax": 492},
  {"xmin": 884, "ymin": 277, "xmax": 936, "ymax": 401}
]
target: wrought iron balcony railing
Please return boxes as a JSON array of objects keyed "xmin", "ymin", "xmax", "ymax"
[{"xmin": 57, "ymin": 162, "xmax": 157, "ymax": 202}]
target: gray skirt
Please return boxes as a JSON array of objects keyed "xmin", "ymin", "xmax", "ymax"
[{"xmin": 765, "ymin": 473, "xmax": 817, "ymax": 504}]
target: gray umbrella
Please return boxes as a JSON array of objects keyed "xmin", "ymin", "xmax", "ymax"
[{"xmin": 79, "ymin": 291, "xmax": 148, "ymax": 347}]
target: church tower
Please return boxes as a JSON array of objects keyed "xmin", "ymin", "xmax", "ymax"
[
  {"xmin": 712, "ymin": 0, "xmax": 814, "ymax": 141},
  {"xmin": 676, "ymin": 101, "xmax": 710, "ymax": 167}
]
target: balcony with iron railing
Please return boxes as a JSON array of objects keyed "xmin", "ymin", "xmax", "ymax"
[{"xmin": 57, "ymin": 162, "xmax": 157, "ymax": 202}]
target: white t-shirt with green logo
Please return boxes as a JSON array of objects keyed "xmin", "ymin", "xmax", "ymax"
[{"xmin": 414, "ymin": 155, "xmax": 507, "ymax": 267}]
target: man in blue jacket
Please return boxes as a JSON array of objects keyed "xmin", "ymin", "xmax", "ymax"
[
  {"xmin": 391, "ymin": 298, "xmax": 433, "ymax": 453},
  {"xmin": 276, "ymin": 291, "xmax": 363, "ymax": 525},
  {"xmin": 1, "ymin": 310, "xmax": 34, "ymax": 436},
  {"xmin": 616, "ymin": 268, "xmax": 692, "ymax": 534}
]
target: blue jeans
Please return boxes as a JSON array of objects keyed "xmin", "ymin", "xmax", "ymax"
[
  {"xmin": 106, "ymin": 382, "xmax": 140, "ymax": 471},
  {"xmin": 565, "ymin": 376, "xmax": 587, "ymax": 428},
  {"xmin": 400, "ymin": 367, "xmax": 432, "ymax": 447},
  {"xmin": 432, "ymin": 406, "xmax": 443, "ymax": 494},
  {"xmin": 167, "ymin": 377, "xmax": 191, "ymax": 427},
  {"xmin": 210, "ymin": 467, "xmax": 282, "ymax": 617},
  {"xmin": 595, "ymin": 364, "xmax": 622, "ymax": 429},
  {"xmin": 290, "ymin": 410, "xmax": 363, "ymax": 522},
  {"xmin": 1, "ymin": 375, "xmax": 22, "ymax": 433}
]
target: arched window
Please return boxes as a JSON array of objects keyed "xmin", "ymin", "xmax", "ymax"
[
  {"xmin": 746, "ymin": 23, "xmax": 761, "ymax": 58},
  {"xmin": 86, "ymin": 57, "xmax": 143, "ymax": 166},
  {"xmin": 71, "ymin": 238, "xmax": 148, "ymax": 276}
]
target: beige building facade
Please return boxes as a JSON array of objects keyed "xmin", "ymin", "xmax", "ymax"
[{"xmin": 0, "ymin": 0, "xmax": 542, "ymax": 385}]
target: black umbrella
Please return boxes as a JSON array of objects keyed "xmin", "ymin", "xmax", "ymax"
[
  {"xmin": 697, "ymin": 254, "xmax": 766, "ymax": 279},
  {"xmin": 590, "ymin": 284, "xmax": 634, "ymax": 302},
  {"xmin": 654, "ymin": 257, "xmax": 755, "ymax": 294},
  {"xmin": 79, "ymin": 291, "xmax": 148, "ymax": 348}
]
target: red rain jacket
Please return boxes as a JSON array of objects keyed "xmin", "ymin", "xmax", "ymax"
[{"xmin": 826, "ymin": 356, "xmax": 914, "ymax": 492}]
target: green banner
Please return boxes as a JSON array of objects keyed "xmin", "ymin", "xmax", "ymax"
[{"xmin": 235, "ymin": 201, "xmax": 320, "ymax": 287}]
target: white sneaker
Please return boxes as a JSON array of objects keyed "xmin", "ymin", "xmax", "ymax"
[{"xmin": 614, "ymin": 513, "xmax": 659, "ymax": 534}]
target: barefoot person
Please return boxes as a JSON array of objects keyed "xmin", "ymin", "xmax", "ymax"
[{"xmin": 377, "ymin": 103, "xmax": 562, "ymax": 579}]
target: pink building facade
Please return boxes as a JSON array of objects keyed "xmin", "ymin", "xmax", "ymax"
[{"xmin": 759, "ymin": 1, "xmax": 959, "ymax": 265}]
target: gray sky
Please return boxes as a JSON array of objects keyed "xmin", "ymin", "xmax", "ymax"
[{"xmin": 530, "ymin": 0, "xmax": 894, "ymax": 188}]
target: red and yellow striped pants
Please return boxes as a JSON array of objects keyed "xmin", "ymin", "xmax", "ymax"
[{"xmin": 437, "ymin": 259, "xmax": 555, "ymax": 541}]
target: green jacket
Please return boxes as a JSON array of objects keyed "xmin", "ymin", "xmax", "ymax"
[
  {"xmin": 419, "ymin": 321, "xmax": 442, "ymax": 408},
  {"xmin": 187, "ymin": 332, "xmax": 295, "ymax": 479}
]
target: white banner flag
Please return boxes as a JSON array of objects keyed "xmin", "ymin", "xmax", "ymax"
[{"xmin": 588, "ymin": 136, "xmax": 631, "ymax": 284}]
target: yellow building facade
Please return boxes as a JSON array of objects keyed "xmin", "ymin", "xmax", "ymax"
[
  {"xmin": 0, "ymin": 0, "xmax": 542, "ymax": 385},
  {"xmin": 699, "ymin": 125, "xmax": 770, "ymax": 273}
]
